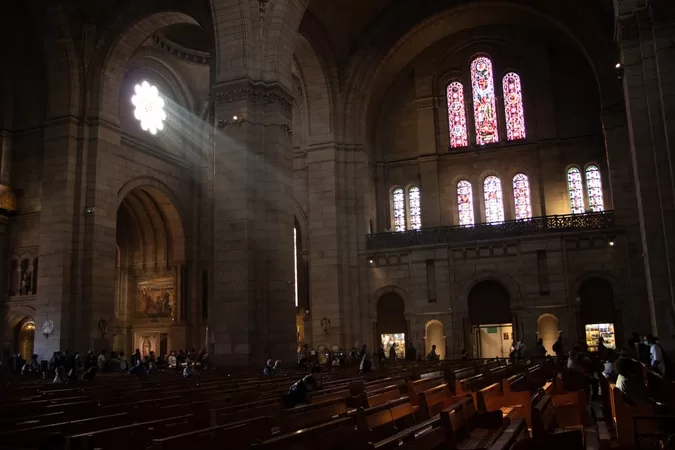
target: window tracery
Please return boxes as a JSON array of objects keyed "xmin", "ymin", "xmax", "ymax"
[
  {"xmin": 484, "ymin": 176, "xmax": 505, "ymax": 224},
  {"xmin": 502, "ymin": 73, "xmax": 525, "ymax": 141},
  {"xmin": 471, "ymin": 57, "xmax": 499, "ymax": 145},
  {"xmin": 567, "ymin": 167, "xmax": 585, "ymax": 214},
  {"xmin": 457, "ymin": 181, "xmax": 475, "ymax": 226},
  {"xmin": 512, "ymin": 173, "xmax": 532, "ymax": 220},
  {"xmin": 447, "ymin": 82, "xmax": 468, "ymax": 148}
]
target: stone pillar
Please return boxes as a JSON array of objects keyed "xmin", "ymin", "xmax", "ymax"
[
  {"xmin": 615, "ymin": 1, "xmax": 675, "ymax": 348},
  {"xmin": 211, "ymin": 83, "xmax": 297, "ymax": 364},
  {"xmin": 0, "ymin": 214, "xmax": 7, "ymax": 349}
]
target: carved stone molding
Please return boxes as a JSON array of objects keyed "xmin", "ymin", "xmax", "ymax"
[{"xmin": 214, "ymin": 84, "xmax": 293, "ymax": 113}]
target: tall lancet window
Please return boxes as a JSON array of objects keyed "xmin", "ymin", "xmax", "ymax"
[
  {"xmin": 484, "ymin": 176, "xmax": 505, "ymax": 224},
  {"xmin": 408, "ymin": 186, "xmax": 422, "ymax": 230},
  {"xmin": 502, "ymin": 72, "xmax": 526, "ymax": 140},
  {"xmin": 585, "ymin": 165, "xmax": 604, "ymax": 212},
  {"xmin": 447, "ymin": 82, "xmax": 468, "ymax": 148},
  {"xmin": 512, "ymin": 173, "xmax": 532, "ymax": 220},
  {"xmin": 393, "ymin": 187, "xmax": 406, "ymax": 232},
  {"xmin": 567, "ymin": 167, "xmax": 585, "ymax": 214},
  {"xmin": 471, "ymin": 57, "xmax": 499, "ymax": 145},
  {"xmin": 457, "ymin": 180, "xmax": 475, "ymax": 226}
]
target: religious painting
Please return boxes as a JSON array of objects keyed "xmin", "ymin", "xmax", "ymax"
[
  {"xmin": 471, "ymin": 57, "xmax": 499, "ymax": 145},
  {"xmin": 136, "ymin": 278, "xmax": 175, "ymax": 320},
  {"xmin": 135, "ymin": 334, "xmax": 158, "ymax": 357}
]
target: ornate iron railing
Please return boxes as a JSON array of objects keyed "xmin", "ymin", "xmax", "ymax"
[{"xmin": 366, "ymin": 211, "xmax": 615, "ymax": 250}]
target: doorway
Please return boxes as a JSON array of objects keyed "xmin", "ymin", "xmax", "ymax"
[
  {"xmin": 376, "ymin": 292, "xmax": 408, "ymax": 356},
  {"xmin": 17, "ymin": 319, "xmax": 35, "ymax": 360},
  {"xmin": 473, "ymin": 324, "xmax": 512, "ymax": 358},
  {"xmin": 424, "ymin": 320, "xmax": 445, "ymax": 359},
  {"xmin": 467, "ymin": 280, "xmax": 512, "ymax": 358}
]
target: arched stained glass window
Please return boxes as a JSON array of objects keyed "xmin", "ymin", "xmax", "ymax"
[
  {"xmin": 484, "ymin": 176, "xmax": 505, "ymax": 224},
  {"xmin": 457, "ymin": 180, "xmax": 475, "ymax": 226},
  {"xmin": 585, "ymin": 165, "xmax": 604, "ymax": 212},
  {"xmin": 567, "ymin": 167, "xmax": 585, "ymax": 214},
  {"xmin": 503, "ymin": 72, "xmax": 526, "ymax": 141},
  {"xmin": 393, "ymin": 187, "xmax": 406, "ymax": 232},
  {"xmin": 512, "ymin": 173, "xmax": 532, "ymax": 220},
  {"xmin": 409, "ymin": 186, "xmax": 422, "ymax": 230},
  {"xmin": 471, "ymin": 57, "xmax": 499, "ymax": 145},
  {"xmin": 447, "ymin": 82, "xmax": 468, "ymax": 148}
]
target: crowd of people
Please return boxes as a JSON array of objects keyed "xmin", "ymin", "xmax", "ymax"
[{"xmin": 5, "ymin": 347, "xmax": 211, "ymax": 382}]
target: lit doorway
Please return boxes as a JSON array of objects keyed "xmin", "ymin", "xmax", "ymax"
[
  {"xmin": 467, "ymin": 280, "xmax": 512, "ymax": 359},
  {"xmin": 424, "ymin": 320, "xmax": 445, "ymax": 359},
  {"xmin": 473, "ymin": 324, "xmax": 512, "ymax": 358},
  {"xmin": 17, "ymin": 319, "xmax": 35, "ymax": 360},
  {"xmin": 537, "ymin": 314, "xmax": 559, "ymax": 355}
]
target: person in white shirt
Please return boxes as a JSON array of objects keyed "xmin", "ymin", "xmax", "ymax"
[
  {"xmin": 648, "ymin": 335, "xmax": 666, "ymax": 375},
  {"xmin": 602, "ymin": 349, "xmax": 617, "ymax": 381},
  {"xmin": 167, "ymin": 351, "xmax": 177, "ymax": 368}
]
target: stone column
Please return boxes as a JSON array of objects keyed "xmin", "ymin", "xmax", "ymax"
[
  {"xmin": 615, "ymin": 2, "xmax": 675, "ymax": 347},
  {"xmin": 210, "ymin": 83, "xmax": 297, "ymax": 364}
]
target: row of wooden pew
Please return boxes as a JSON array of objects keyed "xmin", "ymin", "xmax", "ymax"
[{"xmin": 0, "ymin": 357, "xmax": 594, "ymax": 450}]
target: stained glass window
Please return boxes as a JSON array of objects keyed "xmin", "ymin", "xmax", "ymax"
[
  {"xmin": 512, "ymin": 173, "xmax": 532, "ymax": 220},
  {"xmin": 502, "ymin": 72, "xmax": 526, "ymax": 140},
  {"xmin": 484, "ymin": 176, "xmax": 505, "ymax": 224},
  {"xmin": 471, "ymin": 57, "xmax": 499, "ymax": 145},
  {"xmin": 457, "ymin": 181, "xmax": 475, "ymax": 226},
  {"xmin": 585, "ymin": 165, "xmax": 604, "ymax": 212},
  {"xmin": 408, "ymin": 186, "xmax": 422, "ymax": 230},
  {"xmin": 447, "ymin": 82, "xmax": 468, "ymax": 148},
  {"xmin": 567, "ymin": 167, "xmax": 585, "ymax": 214},
  {"xmin": 393, "ymin": 187, "xmax": 406, "ymax": 232}
]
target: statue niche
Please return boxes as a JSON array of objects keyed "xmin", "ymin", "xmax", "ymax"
[{"xmin": 136, "ymin": 277, "xmax": 175, "ymax": 320}]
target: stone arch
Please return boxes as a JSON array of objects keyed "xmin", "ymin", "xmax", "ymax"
[
  {"xmin": 371, "ymin": 285, "xmax": 411, "ymax": 321},
  {"xmin": 15, "ymin": 317, "xmax": 36, "ymax": 361},
  {"xmin": 90, "ymin": 6, "xmax": 212, "ymax": 123},
  {"xmin": 376, "ymin": 291, "xmax": 408, "ymax": 356},
  {"xmin": 341, "ymin": 1, "xmax": 618, "ymax": 147},
  {"xmin": 424, "ymin": 319, "xmax": 446, "ymax": 359}
]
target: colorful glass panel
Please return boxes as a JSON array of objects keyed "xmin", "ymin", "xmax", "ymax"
[
  {"xmin": 567, "ymin": 167, "xmax": 585, "ymax": 214},
  {"xmin": 408, "ymin": 186, "xmax": 422, "ymax": 230},
  {"xmin": 484, "ymin": 176, "xmax": 505, "ymax": 224},
  {"xmin": 457, "ymin": 180, "xmax": 474, "ymax": 226},
  {"xmin": 471, "ymin": 57, "xmax": 499, "ymax": 145},
  {"xmin": 585, "ymin": 165, "xmax": 604, "ymax": 212},
  {"xmin": 447, "ymin": 82, "xmax": 468, "ymax": 148},
  {"xmin": 502, "ymin": 72, "xmax": 526, "ymax": 140},
  {"xmin": 393, "ymin": 188, "xmax": 406, "ymax": 232},
  {"xmin": 512, "ymin": 173, "xmax": 532, "ymax": 220}
]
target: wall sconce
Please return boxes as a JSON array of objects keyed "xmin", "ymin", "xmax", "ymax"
[{"xmin": 42, "ymin": 320, "xmax": 54, "ymax": 338}]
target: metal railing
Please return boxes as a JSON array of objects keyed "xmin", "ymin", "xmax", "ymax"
[{"xmin": 366, "ymin": 211, "xmax": 615, "ymax": 250}]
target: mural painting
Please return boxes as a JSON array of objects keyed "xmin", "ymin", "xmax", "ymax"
[{"xmin": 136, "ymin": 278, "xmax": 175, "ymax": 320}]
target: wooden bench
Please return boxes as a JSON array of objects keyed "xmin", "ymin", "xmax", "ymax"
[
  {"xmin": 152, "ymin": 416, "xmax": 273, "ymax": 450},
  {"xmin": 608, "ymin": 385, "xmax": 656, "ymax": 448},
  {"xmin": 530, "ymin": 394, "xmax": 583, "ymax": 450},
  {"xmin": 405, "ymin": 376, "xmax": 444, "ymax": 409},
  {"xmin": 417, "ymin": 383, "xmax": 464, "ymax": 420},
  {"xmin": 355, "ymin": 397, "xmax": 417, "ymax": 443}
]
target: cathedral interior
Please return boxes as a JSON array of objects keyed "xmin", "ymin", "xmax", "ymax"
[{"xmin": 0, "ymin": 0, "xmax": 674, "ymax": 364}]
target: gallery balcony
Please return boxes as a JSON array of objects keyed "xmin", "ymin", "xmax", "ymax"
[{"xmin": 365, "ymin": 211, "xmax": 616, "ymax": 251}]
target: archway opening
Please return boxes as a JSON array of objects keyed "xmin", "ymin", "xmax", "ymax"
[
  {"xmin": 115, "ymin": 185, "xmax": 185, "ymax": 358},
  {"xmin": 467, "ymin": 280, "xmax": 512, "ymax": 358},
  {"xmin": 537, "ymin": 314, "xmax": 559, "ymax": 355},
  {"xmin": 579, "ymin": 277, "xmax": 616, "ymax": 351},
  {"xmin": 16, "ymin": 318, "xmax": 35, "ymax": 361},
  {"xmin": 376, "ymin": 293, "xmax": 407, "ymax": 359},
  {"xmin": 424, "ymin": 320, "xmax": 445, "ymax": 360}
]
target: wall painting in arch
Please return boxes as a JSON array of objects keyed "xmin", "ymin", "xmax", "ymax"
[{"xmin": 136, "ymin": 278, "xmax": 175, "ymax": 320}]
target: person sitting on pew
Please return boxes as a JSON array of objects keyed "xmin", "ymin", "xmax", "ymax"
[
  {"xmin": 82, "ymin": 365, "xmax": 98, "ymax": 381},
  {"xmin": 176, "ymin": 349, "xmax": 186, "ymax": 371},
  {"xmin": 427, "ymin": 344, "xmax": 439, "ymax": 361},
  {"xmin": 615, "ymin": 357, "xmax": 650, "ymax": 405},
  {"xmin": 602, "ymin": 349, "xmax": 617, "ymax": 381},
  {"xmin": 167, "ymin": 350, "xmax": 177, "ymax": 368},
  {"xmin": 128, "ymin": 349, "xmax": 144, "ymax": 375},
  {"xmin": 567, "ymin": 348, "xmax": 599, "ymax": 399},
  {"xmin": 286, "ymin": 366, "xmax": 323, "ymax": 408},
  {"xmin": 358, "ymin": 344, "xmax": 372, "ymax": 375},
  {"xmin": 460, "ymin": 346, "xmax": 469, "ymax": 360},
  {"xmin": 263, "ymin": 359, "xmax": 276, "ymax": 375},
  {"xmin": 53, "ymin": 366, "xmax": 66, "ymax": 383},
  {"xmin": 183, "ymin": 360, "xmax": 199, "ymax": 379},
  {"xmin": 97, "ymin": 349, "xmax": 107, "ymax": 372},
  {"xmin": 533, "ymin": 338, "xmax": 547, "ymax": 359},
  {"xmin": 21, "ymin": 353, "xmax": 40, "ymax": 377}
]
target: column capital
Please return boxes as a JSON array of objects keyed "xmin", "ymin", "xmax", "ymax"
[{"xmin": 212, "ymin": 81, "xmax": 293, "ymax": 113}]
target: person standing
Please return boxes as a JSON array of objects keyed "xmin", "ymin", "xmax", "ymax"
[
  {"xmin": 648, "ymin": 335, "xmax": 666, "ymax": 375},
  {"xmin": 405, "ymin": 342, "xmax": 417, "ymax": 361},
  {"xmin": 427, "ymin": 345, "xmax": 439, "ymax": 361},
  {"xmin": 388, "ymin": 343, "xmax": 397, "ymax": 360}
]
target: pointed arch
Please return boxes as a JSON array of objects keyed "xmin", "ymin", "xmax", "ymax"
[
  {"xmin": 502, "ymin": 72, "xmax": 525, "ymax": 140},
  {"xmin": 446, "ymin": 81, "xmax": 468, "ymax": 148},
  {"xmin": 471, "ymin": 56, "xmax": 499, "ymax": 145}
]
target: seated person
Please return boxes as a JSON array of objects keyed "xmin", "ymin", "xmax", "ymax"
[
  {"xmin": 615, "ymin": 357, "xmax": 651, "ymax": 405},
  {"xmin": 602, "ymin": 349, "xmax": 618, "ymax": 381},
  {"xmin": 81, "ymin": 366, "xmax": 98, "ymax": 381},
  {"xmin": 21, "ymin": 354, "xmax": 41, "ymax": 376},
  {"xmin": 183, "ymin": 360, "xmax": 198, "ymax": 379},
  {"xmin": 263, "ymin": 359, "xmax": 275, "ymax": 376},
  {"xmin": 286, "ymin": 366, "xmax": 323, "ymax": 408}
]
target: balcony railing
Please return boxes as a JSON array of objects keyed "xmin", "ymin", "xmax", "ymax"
[{"xmin": 366, "ymin": 211, "xmax": 615, "ymax": 250}]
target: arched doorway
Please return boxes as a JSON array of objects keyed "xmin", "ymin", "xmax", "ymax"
[
  {"xmin": 16, "ymin": 318, "xmax": 35, "ymax": 360},
  {"xmin": 115, "ymin": 185, "xmax": 185, "ymax": 357},
  {"xmin": 424, "ymin": 320, "xmax": 445, "ymax": 359},
  {"xmin": 376, "ymin": 292, "xmax": 407, "ymax": 359},
  {"xmin": 537, "ymin": 314, "xmax": 559, "ymax": 355},
  {"xmin": 579, "ymin": 277, "xmax": 616, "ymax": 351},
  {"xmin": 467, "ymin": 280, "xmax": 512, "ymax": 358}
]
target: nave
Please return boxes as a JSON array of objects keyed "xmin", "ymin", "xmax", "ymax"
[{"xmin": 1, "ymin": 351, "xmax": 673, "ymax": 450}]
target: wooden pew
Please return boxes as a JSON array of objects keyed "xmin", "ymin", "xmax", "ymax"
[
  {"xmin": 608, "ymin": 385, "xmax": 656, "ymax": 448},
  {"xmin": 417, "ymin": 383, "xmax": 464, "ymax": 421},
  {"xmin": 251, "ymin": 416, "xmax": 357, "ymax": 450},
  {"xmin": 151, "ymin": 416, "xmax": 274, "ymax": 450},
  {"xmin": 405, "ymin": 376, "xmax": 444, "ymax": 409},
  {"xmin": 355, "ymin": 397, "xmax": 417, "ymax": 443},
  {"xmin": 530, "ymin": 394, "xmax": 583, "ymax": 450}
]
